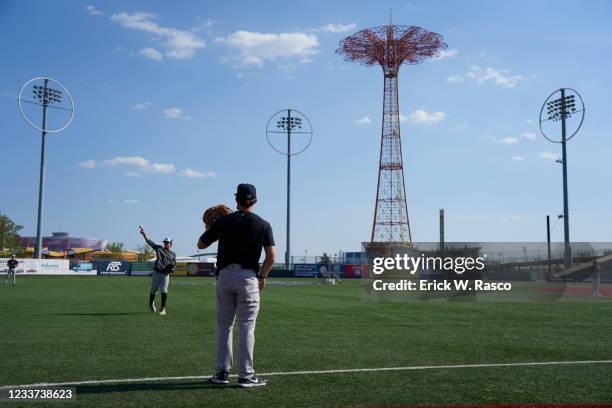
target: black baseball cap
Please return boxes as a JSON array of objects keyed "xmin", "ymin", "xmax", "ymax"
[{"xmin": 235, "ymin": 183, "xmax": 257, "ymax": 200}]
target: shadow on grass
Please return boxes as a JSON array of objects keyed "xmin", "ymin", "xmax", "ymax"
[
  {"xmin": 28, "ymin": 312, "xmax": 143, "ymax": 317},
  {"xmin": 75, "ymin": 381, "xmax": 234, "ymax": 395}
]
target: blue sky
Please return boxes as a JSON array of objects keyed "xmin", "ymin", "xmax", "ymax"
[{"xmin": 1, "ymin": 0, "xmax": 611, "ymax": 257}]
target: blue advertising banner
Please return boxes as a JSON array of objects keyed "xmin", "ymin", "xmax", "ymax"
[
  {"xmin": 96, "ymin": 260, "xmax": 131, "ymax": 276},
  {"xmin": 345, "ymin": 252, "xmax": 363, "ymax": 265},
  {"xmin": 294, "ymin": 263, "xmax": 317, "ymax": 277},
  {"xmin": 72, "ymin": 262, "xmax": 94, "ymax": 273}
]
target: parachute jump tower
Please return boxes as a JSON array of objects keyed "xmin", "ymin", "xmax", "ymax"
[{"xmin": 336, "ymin": 20, "xmax": 446, "ymax": 243}]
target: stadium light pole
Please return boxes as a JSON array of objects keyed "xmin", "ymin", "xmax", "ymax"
[
  {"xmin": 539, "ymin": 88, "xmax": 584, "ymax": 269},
  {"xmin": 18, "ymin": 77, "xmax": 75, "ymax": 259},
  {"xmin": 34, "ymin": 81, "xmax": 54, "ymax": 258},
  {"xmin": 266, "ymin": 109, "xmax": 313, "ymax": 270}
]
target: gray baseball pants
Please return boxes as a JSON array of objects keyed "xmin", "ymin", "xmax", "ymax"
[
  {"xmin": 150, "ymin": 271, "xmax": 169, "ymax": 294},
  {"xmin": 4, "ymin": 269, "xmax": 16, "ymax": 286},
  {"xmin": 216, "ymin": 264, "xmax": 260, "ymax": 379},
  {"xmin": 593, "ymin": 276, "xmax": 601, "ymax": 295}
]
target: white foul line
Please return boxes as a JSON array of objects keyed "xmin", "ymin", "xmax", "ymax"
[{"xmin": 1, "ymin": 360, "xmax": 611, "ymax": 390}]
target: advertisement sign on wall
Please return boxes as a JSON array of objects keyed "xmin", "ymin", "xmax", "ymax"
[
  {"xmin": 96, "ymin": 261, "xmax": 131, "ymax": 276},
  {"xmin": 0, "ymin": 259, "xmax": 82, "ymax": 275},
  {"xmin": 130, "ymin": 262, "xmax": 154, "ymax": 276},
  {"xmin": 72, "ymin": 261, "xmax": 94, "ymax": 273},
  {"xmin": 345, "ymin": 252, "xmax": 363, "ymax": 265},
  {"xmin": 294, "ymin": 263, "xmax": 317, "ymax": 277},
  {"xmin": 344, "ymin": 264, "xmax": 363, "ymax": 278},
  {"xmin": 185, "ymin": 262, "xmax": 215, "ymax": 276}
]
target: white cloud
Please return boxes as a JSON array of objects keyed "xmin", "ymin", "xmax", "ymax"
[
  {"xmin": 180, "ymin": 168, "xmax": 217, "ymax": 178},
  {"xmin": 77, "ymin": 160, "xmax": 96, "ymax": 169},
  {"xmin": 511, "ymin": 215, "xmax": 524, "ymax": 221},
  {"xmin": 85, "ymin": 5, "xmax": 104, "ymax": 16},
  {"xmin": 494, "ymin": 137, "xmax": 519, "ymax": 145},
  {"xmin": 163, "ymin": 107, "xmax": 191, "ymax": 120},
  {"xmin": 215, "ymin": 31, "xmax": 318, "ymax": 66},
  {"xmin": 111, "ymin": 12, "xmax": 205, "ymax": 59},
  {"xmin": 148, "ymin": 163, "xmax": 176, "ymax": 173},
  {"xmin": 138, "ymin": 47, "xmax": 163, "ymax": 61},
  {"xmin": 105, "ymin": 156, "xmax": 150, "ymax": 167},
  {"xmin": 433, "ymin": 49, "xmax": 458, "ymax": 61},
  {"xmin": 317, "ymin": 23, "xmax": 356, "ymax": 33},
  {"xmin": 540, "ymin": 152, "xmax": 559, "ymax": 161},
  {"xmin": 399, "ymin": 113, "xmax": 408, "ymax": 122},
  {"xmin": 511, "ymin": 156, "xmax": 524, "ymax": 161},
  {"xmin": 133, "ymin": 101, "xmax": 152, "ymax": 110},
  {"xmin": 520, "ymin": 131, "xmax": 536, "ymax": 140},
  {"xmin": 354, "ymin": 116, "xmax": 371, "ymax": 125},
  {"xmin": 125, "ymin": 199, "xmax": 139, "ymax": 204},
  {"xmin": 125, "ymin": 172, "xmax": 143, "ymax": 178},
  {"xmin": 104, "ymin": 156, "xmax": 176, "ymax": 174},
  {"xmin": 447, "ymin": 65, "xmax": 524, "ymax": 88},
  {"xmin": 408, "ymin": 109, "xmax": 446, "ymax": 125}
]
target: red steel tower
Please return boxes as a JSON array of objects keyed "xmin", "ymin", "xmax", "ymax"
[{"xmin": 337, "ymin": 23, "xmax": 446, "ymax": 243}]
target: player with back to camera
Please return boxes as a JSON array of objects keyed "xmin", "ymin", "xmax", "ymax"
[
  {"xmin": 4, "ymin": 254, "xmax": 18, "ymax": 287},
  {"xmin": 139, "ymin": 226, "xmax": 176, "ymax": 315},
  {"xmin": 198, "ymin": 184, "xmax": 276, "ymax": 388}
]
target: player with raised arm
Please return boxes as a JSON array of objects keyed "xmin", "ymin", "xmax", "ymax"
[
  {"xmin": 198, "ymin": 184, "xmax": 276, "ymax": 388},
  {"xmin": 139, "ymin": 226, "xmax": 176, "ymax": 315},
  {"xmin": 4, "ymin": 254, "xmax": 18, "ymax": 287}
]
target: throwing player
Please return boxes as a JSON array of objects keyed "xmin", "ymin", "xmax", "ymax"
[
  {"xmin": 198, "ymin": 184, "xmax": 276, "ymax": 388},
  {"xmin": 4, "ymin": 254, "xmax": 18, "ymax": 287},
  {"xmin": 139, "ymin": 226, "xmax": 176, "ymax": 315}
]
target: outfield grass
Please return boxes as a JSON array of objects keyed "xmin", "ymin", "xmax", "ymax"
[{"xmin": 0, "ymin": 276, "xmax": 611, "ymax": 407}]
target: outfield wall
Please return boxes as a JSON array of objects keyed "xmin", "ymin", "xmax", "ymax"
[
  {"xmin": 0, "ymin": 258, "xmax": 95, "ymax": 275},
  {"xmin": 0, "ymin": 258, "xmax": 214, "ymax": 276}
]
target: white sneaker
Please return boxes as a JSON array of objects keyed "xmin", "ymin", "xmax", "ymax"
[
  {"xmin": 150, "ymin": 304, "xmax": 157, "ymax": 313},
  {"xmin": 159, "ymin": 308, "xmax": 167, "ymax": 316}
]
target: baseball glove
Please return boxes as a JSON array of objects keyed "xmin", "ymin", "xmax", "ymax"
[{"xmin": 203, "ymin": 204, "xmax": 232, "ymax": 227}]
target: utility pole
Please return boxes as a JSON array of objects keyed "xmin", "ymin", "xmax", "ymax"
[
  {"xmin": 546, "ymin": 215, "xmax": 552, "ymax": 279},
  {"xmin": 439, "ymin": 209, "xmax": 445, "ymax": 257}
]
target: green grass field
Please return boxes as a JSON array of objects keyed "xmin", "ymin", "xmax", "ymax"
[{"xmin": 1, "ymin": 276, "xmax": 611, "ymax": 407}]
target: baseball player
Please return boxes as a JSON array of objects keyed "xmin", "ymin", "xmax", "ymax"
[
  {"xmin": 139, "ymin": 226, "xmax": 176, "ymax": 315},
  {"xmin": 198, "ymin": 184, "xmax": 276, "ymax": 388},
  {"xmin": 4, "ymin": 254, "xmax": 18, "ymax": 286},
  {"xmin": 592, "ymin": 259, "xmax": 602, "ymax": 297}
]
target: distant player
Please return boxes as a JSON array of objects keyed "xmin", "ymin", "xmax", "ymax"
[
  {"xmin": 592, "ymin": 259, "xmax": 601, "ymax": 297},
  {"xmin": 4, "ymin": 254, "xmax": 18, "ymax": 287},
  {"xmin": 198, "ymin": 183, "xmax": 276, "ymax": 388},
  {"xmin": 139, "ymin": 226, "xmax": 176, "ymax": 315}
]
